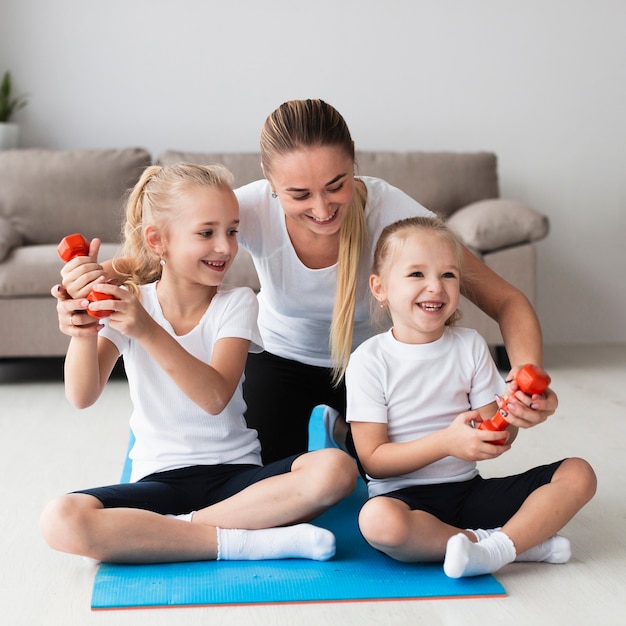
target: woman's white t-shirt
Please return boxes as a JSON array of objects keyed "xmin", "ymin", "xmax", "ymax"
[{"xmin": 235, "ymin": 176, "xmax": 433, "ymax": 367}]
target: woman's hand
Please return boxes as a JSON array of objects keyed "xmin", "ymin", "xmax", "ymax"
[
  {"xmin": 51, "ymin": 284, "xmax": 103, "ymax": 336},
  {"xmin": 499, "ymin": 365, "xmax": 558, "ymax": 429}
]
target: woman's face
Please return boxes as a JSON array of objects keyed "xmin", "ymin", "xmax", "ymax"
[{"xmin": 266, "ymin": 146, "xmax": 355, "ymax": 238}]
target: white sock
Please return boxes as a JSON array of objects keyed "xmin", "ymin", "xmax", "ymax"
[
  {"xmin": 515, "ymin": 535, "xmax": 571, "ymax": 563},
  {"xmin": 216, "ymin": 524, "xmax": 336, "ymax": 561},
  {"xmin": 166, "ymin": 512, "xmax": 195, "ymax": 522},
  {"xmin": 467, "ymin": 527, "xmax": 500, "ymax": 541},
  {"xmin": 444, "ymin": 531, "xmax": 516, "ymax": 578},
  {"xmin": 468, "ymin": 528, "xmax": 571, "ymax": 564}
]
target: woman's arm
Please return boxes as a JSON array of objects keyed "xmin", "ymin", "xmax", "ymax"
[
  {"xmin": 460, "ymin": 247, "xmax": 558, "ymax": 423},
  {"xmin": 460, "ymin": 246, "xmax": 543, "ymax": 367}
]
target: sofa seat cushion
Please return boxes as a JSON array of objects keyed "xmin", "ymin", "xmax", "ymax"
[
  {"xmin": 447, "ymin": 199, "xmax": 550, "ymax": 253},
  {"xmin": 0, "ymin": 243, "xmax": 121, "ymax": 297}
]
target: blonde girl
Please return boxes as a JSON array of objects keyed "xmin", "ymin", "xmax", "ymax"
[
  {"xmin": 346, "ymin": 216, "xmax": 596, "ymax": 578},
  {"xmin": 41, "ymin": 163, "xmax": 356, "ymax": 564}
]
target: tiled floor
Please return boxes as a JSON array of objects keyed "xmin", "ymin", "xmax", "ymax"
[{"xmin": 1, "ymin": 344, "xmax": 624, "ymax": 625}]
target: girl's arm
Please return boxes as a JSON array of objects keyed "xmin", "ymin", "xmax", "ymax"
[
  {"xmin": 139, "ymin": 330, "xmax": 249, "ymax": 416},
  {"xmin": 350, "ymin": 405, "xmax": 509, "ymax": 480},
  {"xmin": 64, "ymin": 335, "xmax": 119, "ymax": 409},
  {"xmin": 94, "ymin": 282, "xmax": 247, "ymax": 415}
]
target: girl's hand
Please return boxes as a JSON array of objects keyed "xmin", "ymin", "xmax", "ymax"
[
  {"xmin": 501, "ymin": 366, "xmax": 558, "ymax": 430},
  {"xmin": 446, "ymin": 411, "xmax": 511, "ymax": 461},
  {"xmin": 51, "ymin": 284, "xmax": 103, "ymax": 336},
  {"xmin": 61, "ymin": 237, "xmax": 107, "ymax": 298},
  {"xmin": 88, "ymin": 283, "xmax": 155, "ymax": 340}
]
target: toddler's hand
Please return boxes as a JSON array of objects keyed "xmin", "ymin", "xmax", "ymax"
[{"xmin": 446, "ymin": 411, "xmax": 511, "ymax": 461}]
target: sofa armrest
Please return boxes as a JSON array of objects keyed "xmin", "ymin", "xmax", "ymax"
[
  {"xmin": 446, "ymin": 199, "xmax": 549, "ymax": 253},
  {"xmin": 0, "ymin": 216, "xmax": 23, "ymax": 262}
]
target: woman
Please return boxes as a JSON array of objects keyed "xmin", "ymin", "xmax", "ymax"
[{"xmin": 54, "ymin": 99, "xmax": 557, "ymax": 464}]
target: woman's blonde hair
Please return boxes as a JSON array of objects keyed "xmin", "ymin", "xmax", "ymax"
[
  {"xmin": 260, "ymin": 99, "xmax": 367, "ymax": 384},
  {"xmin": 112, "ymin": 162, "xmax": 234, "ymax": 297},
  {"xmin": 371, "ymin": 216, "xmax": 465, "ymax": 328}
]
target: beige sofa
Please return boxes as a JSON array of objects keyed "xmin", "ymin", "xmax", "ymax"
[{"xmin": 0, "ymin": 147, "xmax": 549, "ymax": 366}]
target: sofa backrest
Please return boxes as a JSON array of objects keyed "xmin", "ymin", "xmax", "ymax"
[
  {"xmin": 158, "ymin": 150, "xmax": 500, "ymax": 218},
  {"xmin": 0, "ymin": 148, "xmax": 152, "ymax": 246}
]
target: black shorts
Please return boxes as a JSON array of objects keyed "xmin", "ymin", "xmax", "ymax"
[
  {"xmin": 74, "ymin": 454, "xmax": 301, "ymax": 516},
  {"xmin": 383, "ymin": 460, "xmax": 564, "ymax": 529}
]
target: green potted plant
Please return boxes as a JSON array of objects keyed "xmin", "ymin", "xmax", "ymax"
[{"xmin": 0, "ymin": 70, "xmax": 28, "ymax": 149}]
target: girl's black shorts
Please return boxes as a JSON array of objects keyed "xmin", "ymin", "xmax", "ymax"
[
  {"xmin": 74, "ymin": 454, "xmax": 301, "ymax": 516},
  {"xmin": 382, "ymin": 460, "xmax": 564, "ymax": 529}
]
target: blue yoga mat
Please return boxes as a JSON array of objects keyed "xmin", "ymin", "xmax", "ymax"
[{"xmin": 91, "ymin": 407, "xmax": 506, "ymax": 609}]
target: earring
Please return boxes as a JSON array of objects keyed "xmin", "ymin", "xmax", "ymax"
[
  {"xmin": 160, "ymin": 258, "xmax": 166, "ymax": 266},
  {"xmin": 271, "ymin": 191, "xmax": 277, "ymax": 199}
]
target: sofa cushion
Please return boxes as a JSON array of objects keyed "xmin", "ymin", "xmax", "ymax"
[
  {"xmin": 0, "ymin": 243, "xmax": 122, "ymax": 297},
  {"xmin": 0, "ymin": 216, "xmax": 23, "ymax": 262},
  {"xmin": 158, "ymin": 151, "xmax": 263, "ymax": 187},
  {"xmin": 447, "ymin": 199, "xmax": 550, "ymax": 252},
  {"xmin": 0, "ymin": 148, "xmax": 151, "ymax": 246},
  {"xmin": 354, "ymin": 151, "xmax": 500, "ymax": 218}
]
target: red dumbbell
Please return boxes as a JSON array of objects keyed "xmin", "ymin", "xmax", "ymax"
[
  {"xmin": 57, "ymin": 233, "xmax": 116, "ymax": 319},
  {"xmin": 478, "ymin": 364, "xmax": 551, "ymax": 444}
]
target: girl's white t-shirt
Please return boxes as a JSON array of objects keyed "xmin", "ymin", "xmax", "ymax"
[
  {"xmin": 100, "ymin": 282, "xmax": 263, "ymax": 482},
  {"xmin": 345, "ymin": 326, "xmax": 506, "ymax": 497}
]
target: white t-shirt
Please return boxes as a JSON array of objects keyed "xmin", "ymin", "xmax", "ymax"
[
  {"xmin": 345, "ymin": 326, "xmax": 506, "ymax": 497},
  {"xmin": 235, "ymin": 177, "xmax": 433, "ymax": 367},
  {"xmin": 100, "ymin": 282, "xmax": 263, "ymax": 482}
]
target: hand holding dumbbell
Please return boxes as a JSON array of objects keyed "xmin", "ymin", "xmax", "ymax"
[
  {"xmin": 478, "ymin": 364, "xmax": 552, "ymax": 444},
  {"xmin": 57, "ymin": 233, "xmax": 117, "ymax": 319}
]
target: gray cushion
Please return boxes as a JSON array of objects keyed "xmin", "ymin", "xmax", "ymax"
[
  {"xmin": 0, "ymin": 148, "xmax": 151, "ymax": 246},
  {"xmin": 447, "ymin": 199, "xmax": 550, "ymax": 252},
  {"xmin": 355, "ymin": 151, "xmax": 499, "ymax": 218}
]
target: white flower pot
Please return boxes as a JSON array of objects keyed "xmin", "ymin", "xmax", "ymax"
[{"xmin": 0, "ymin": 123, "xmax": 20, "ymax": 149}]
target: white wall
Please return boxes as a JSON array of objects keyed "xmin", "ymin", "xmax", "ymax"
[{"xmin": 1, "ymin": 0, "xmax": 624, "ymax": 345}]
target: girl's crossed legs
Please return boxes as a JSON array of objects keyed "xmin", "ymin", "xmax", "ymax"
[
  {"xmin": 358, "ymin": 458, "xmax": 596, "ymax": 575},
  {"xmin": 40, "ymin": 448, "xmax": 357, "ymax": 564}
]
